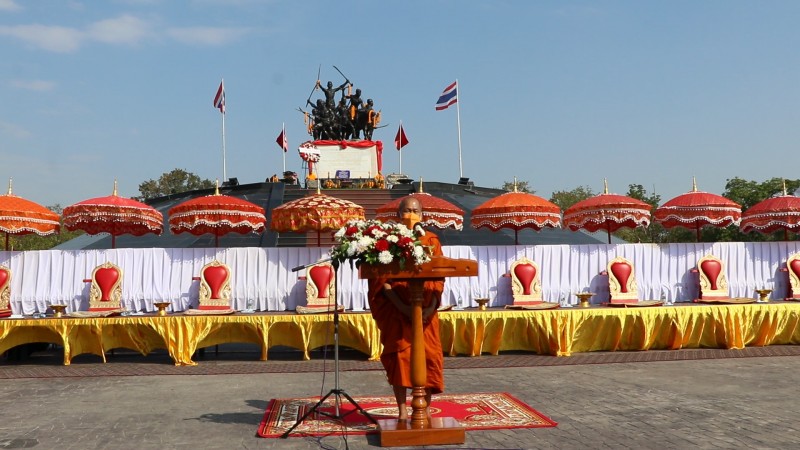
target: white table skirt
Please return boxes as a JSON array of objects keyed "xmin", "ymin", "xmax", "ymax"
[{"xmin": 2, "ymin": 242, "xmax": 798, "ymax": 314}]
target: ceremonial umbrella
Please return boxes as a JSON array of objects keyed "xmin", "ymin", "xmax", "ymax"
[
  {"xmin": 654, "ymin": 178, "xmax": 741, "ymax": 241},
  {"xmin": 168, "ymin": 184, "xmax": 266, "ymax": 247},
  {"xmin": 63, "ymin": 181, "xmax": 163, "ymax": 249},
  {"xmin": 0, "ymin": 179, "xmax": 61, "ymax": 251},
  {"xmin": 375, "ymin": 180, "xmax": 464, "ymax": 230},
  {"xmin": 563, "ymin": 179, "xmax": 651, "ymax": 244},
  {"xmin": 470, "ymin": 178, "xmax": 561, "ymax": 244},
  {"xmin": 270, "ymin": 185, "xmax": 365, "ymax": 246},
  {"xmin": 739, "ymin": 183, "xmax": 800, "ymax": 239}
]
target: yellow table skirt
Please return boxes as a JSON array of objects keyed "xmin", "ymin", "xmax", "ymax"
[{"xmin": 2, "ymin": 303, "xmax": 799, "ymax": 366}]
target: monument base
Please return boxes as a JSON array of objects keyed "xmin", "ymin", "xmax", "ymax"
[{"xmin": 377, "ymin": 417, "xmax": 465, "ymax": 447}]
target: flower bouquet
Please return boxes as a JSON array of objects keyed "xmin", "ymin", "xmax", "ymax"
[{"xmin": 330, "ymin": 219, "xmax": 431, "ymax": 269}]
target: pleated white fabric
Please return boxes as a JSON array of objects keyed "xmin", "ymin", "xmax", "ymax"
[{"xmin": 2, "ymin": 242, "xmax": 799, "ymax": 314}]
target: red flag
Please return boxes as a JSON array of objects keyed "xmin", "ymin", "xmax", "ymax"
[
  {"xmin": 213, "ymin": 80, "xmax": 225, "ymax": 113},
  {"xmin": 394, "ymin": 124, "xmax": 409, "ymax": 150},
  {"xmin": 276, "ymin": 129, "xmax": 288, "ymax": 152}
]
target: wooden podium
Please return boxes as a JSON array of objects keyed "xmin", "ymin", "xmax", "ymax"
[{"xmin": 360, "ymin": 255, "xmax": 478, "ymax": 447}]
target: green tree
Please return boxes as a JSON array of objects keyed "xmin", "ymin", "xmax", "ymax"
[
  {"xmin": 138, "ymin": 168, "xmax": 215, "ymax": 200},
  {"xmin": 549, "ymin": 185, "xmax": 594, "ymax": 211},
  {"xmin": 501, "ymin": 179, "xmax": 532, "ymax": 193}
]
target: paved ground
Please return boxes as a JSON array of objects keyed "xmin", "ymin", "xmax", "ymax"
[{"xmin": 2, "ymin": 347, "xmax": 799, "ymax": 449}]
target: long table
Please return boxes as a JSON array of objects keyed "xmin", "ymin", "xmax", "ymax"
[{"xmin": 3, "ymin": 302, "xmax": 799, "ymax": 366}]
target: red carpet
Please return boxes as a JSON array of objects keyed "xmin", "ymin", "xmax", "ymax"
[{"xmin": 257, "ymin": 392, "xmax": 557, "ymax": 438}]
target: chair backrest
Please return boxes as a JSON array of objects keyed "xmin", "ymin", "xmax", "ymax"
[
  {"xmin": 198, "ymin": 260, "xmax": 232, "ymax": 310},
  {"xmin": 0, "ymin": 265, "xmax": 11, "ymax": 317},
  {"xmin": 509, "ymin": 257, "xmax": 542, "ymax": 306},
  {"xmin": 89, "ymin": 262, "xmax": 123, "ymax": 311},
  {"xmin": 787, "ymin": 253, "xmax": 800, "ymax": 299},
  {"xmin": 305, "ymin": 261, "xmax": 336, "ymax": 309},
  {"xmin": 607, "ymin": 257, "xmax": 639, "ymax": 304},
  {"xmin": 697, "ymin": 254, "xmax": 729, "ymax": 300}
]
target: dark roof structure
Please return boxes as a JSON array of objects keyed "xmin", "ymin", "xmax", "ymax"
[{"xmin": 54, "ymin": 181, "xmax": 622, "ymax": 250}]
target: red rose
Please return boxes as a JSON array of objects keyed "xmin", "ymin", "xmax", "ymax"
[
  {"xmin": 345, "ymin": 226, "xmax": 359, "ymax": 236},
  {"xmin": 374, "ymin": 239, "xmax": 390, "ymax": 252},
  {"xmin": 398, "ymin": 236, "xmax": 413, "ymax": 247}
]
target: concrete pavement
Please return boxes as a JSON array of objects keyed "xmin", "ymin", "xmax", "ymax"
[{"xmin": 1, "ymin": 351, "xmax": 799, "ymax": 449}]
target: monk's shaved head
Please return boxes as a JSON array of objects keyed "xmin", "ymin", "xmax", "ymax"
[{"xmin": 398, "ymin": 197, "xmax": 422, "ymax": 217}]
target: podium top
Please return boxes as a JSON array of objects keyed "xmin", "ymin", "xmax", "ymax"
[{"xmin": 358, "ymin": 255, "xmax": 478, "ymax": 280}]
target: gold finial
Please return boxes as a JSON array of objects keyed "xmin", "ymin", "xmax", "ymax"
[
  {"xmin": 316, "ymin": 181, "xmax": 321, "ymax": 195},
  {"xmin": 6, "ymin": 178, "xmax": 12, "ymax": 195},
  {"xmin": 603, "ymin": 178, "xmax": 609, "ymax": 195},
  {"xmin": 692, "ymin": 176, "xmax": 698, "ymax": 192},
  {"xmin": 513, "ymin": 176, "xmax": 518, "ymax": 193},
  {"xmin": 418, "ymin": 177, "xmax": 424, "ymax": 193},
  {"xmin": 112, "ymin": 179, "xmax": 118, "ymax": 196},
  {"xmin": 783, "ymin": 178, "xmax": 788, "ymax": 196},
  {"xmin": 214, "ymin": 179, "xmax": 220, "ymax": 196}
]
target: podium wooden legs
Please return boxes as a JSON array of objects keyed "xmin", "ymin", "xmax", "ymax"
[{"xmin": 377, "ymin": 280, "xmax": 465, "ymax": 447}]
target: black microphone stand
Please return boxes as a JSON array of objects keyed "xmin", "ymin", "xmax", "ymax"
[{"xmin": 280, "ymin": 258, "xmax": 377, "ymax": 438}]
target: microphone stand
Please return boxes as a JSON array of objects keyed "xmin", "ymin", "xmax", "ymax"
[{"xmin": 280, "ymin": 258, "xmax": 377, "ymax": 438}]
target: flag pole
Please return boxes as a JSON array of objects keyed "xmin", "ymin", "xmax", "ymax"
[
  {"xmin": 221, "ymin": 110, "xmax": 227, "ymax": 181},
  {"xmin": 399, "ymin": 120, "xmax": 403, "ymax": 174},
  {"xmin": 282, "ymin": 122, "xmax": 286, "ymax": 173},
  {"xmin": 455, "ymin": 79, "xmax": 463, "ymax": 179}
]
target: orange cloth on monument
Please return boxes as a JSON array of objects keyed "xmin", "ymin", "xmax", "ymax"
[{"xmin": 367, "ymin": 232, "xmax": 445, "ymax": 394}]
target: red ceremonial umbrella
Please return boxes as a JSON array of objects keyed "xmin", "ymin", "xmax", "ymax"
[
  {"xmin": 63, "ymin": 181, "xmax": 163, "ymax": 248},
  {"xmin": 375, "ymin": 180, "xmax": 464, "ymax": 230},
  {"xmin": 654, "ymin": 178, "xmax": 741, "ymax": 241},
  {"xmin": 270, "ymin": 185, "xmax": 365, "ymax": 246},
  {"xmin": 740, "ymin": 183, "xmax": 800, "ymax": 238},
  {"xmin": 169, "ymin": 184, "xmax": 266, "ymax": 247},
  {"xmin": 563, "ymin": 179, "xmax": 651, "ymax": 244},
  {"xmin": 470, "ymin": 178, "xmax": 561, "ymax": 244},
  {"xmin": 0, "ymin": 179, "xmax": 61, "ymax": 251}
]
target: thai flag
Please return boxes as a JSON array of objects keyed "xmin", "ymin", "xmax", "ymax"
[
  {"xmin": 435, "ymin": 81, "xmax": 458, "ymax": 111},
  {"xmin": 213, "ymin": 80, "xmax": 225, "ymax": 114}
]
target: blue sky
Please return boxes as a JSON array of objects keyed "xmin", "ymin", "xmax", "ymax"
[{"xmin": 2, "ymin": 0, "xmax": 800, "ymax": 208}]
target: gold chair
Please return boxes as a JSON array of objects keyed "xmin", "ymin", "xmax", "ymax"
[
  {"xmin": 509, "ymin": 257, "xmax": 543, "ymax": 306},
  {"xmin": 696, "ymin": 254, "xmax": 729, "ymax": 300},
  {"xmin": 196, "ymin": 260, "xmax": 232, "ymax": 310},
  {"xmin": 607, "ymin": 257, "xmax": 639, "ymax": 304},
  {"xmin": 303, "ymin": 261, "xmax": 336, "ymax": 310},
  {"xmin": 0, "ymin": 265, "xmax": 11, "ymax": 317},
  {"xmin": 85, "ymin": 262, "xmax": 123, "ymax": 312},
  {"xmin": 786, "ymin": 253, "xmax": 800, "ymax": 300}
]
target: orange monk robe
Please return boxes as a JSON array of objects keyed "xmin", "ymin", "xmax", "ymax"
[{"xmin": 367, "ymin": 232, "xmax": 445, "ymax": 394}]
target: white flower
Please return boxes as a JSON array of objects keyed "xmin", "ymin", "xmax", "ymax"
[
  {"xmin": 378, "ymin": 251, "xmax": 394, "ymax": 264},
  {"xmin": 357, "ymin": 236, "xmax": 374, "ymax": 248},
  {"xmin": 334, "ymin": 227, "xmax": 346, "ymax": 238},
  {"xmin": 413, "ymin": 246, "xmax": 425, "ymax": 258},
  {"xmin": 386, "ymin": 234, "xmax": 399, "ymax": 243},
  {"xmin": 346, "ymin": 244, "xmax": 358, "ymax": 257}
]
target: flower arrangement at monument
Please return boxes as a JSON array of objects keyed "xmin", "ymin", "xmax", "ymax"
[{"xmin": 330, "ymin": 219, "xmax": 431, "ymax": 268}]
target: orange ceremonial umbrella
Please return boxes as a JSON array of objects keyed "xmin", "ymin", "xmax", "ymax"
[
  {"xmin": 63, "ymin": 181, "xmax": 163, "ymax": 248},
  {"xmin": 563, "ymin": 179, "xmax": 651, "ymax": 244},
  {"xmin": 168, "ymin": 184, "xmax": 266, "ymax": 247},
  {"xmin": 470, "ymin": 178, "xmax": 561, "ymax": 244},
  {"xmin": 740, "ymin": 182, "xmax": 800, "ymax": 238},
  {"xmin": 270, "ymin": 185, "xmax": 365, "ymax": 246},
  {"xmin": 0, "ymin": 179, "xmax": 61, "ymax": 251},
  {"xmin": 375, "ymin": 180, "xmax": 464, "ymax": 230},
  {"xmin": 654, "ymin": 178, "xmax": 741, "ymax": 241}
]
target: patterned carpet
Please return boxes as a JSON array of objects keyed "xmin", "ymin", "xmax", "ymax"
[
  {"xmin": 258, "ymin": 392, "xmax": 557, "ymax": 438},
  {"xmin": 3, "ymin": 344, "xmax": 800, "ymax": 379}
]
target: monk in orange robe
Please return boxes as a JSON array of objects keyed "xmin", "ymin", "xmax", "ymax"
[{"xmin": 367, "ymin": 197, "xmax": 445, "ymax": 420}]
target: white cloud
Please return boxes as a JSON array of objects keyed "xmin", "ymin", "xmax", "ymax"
[
  {"xmin": 0, "ymin": 121, "xmax": 32, "ymax": 139},
  {"xmin": 0, "ymin": 24, "xmax": 83, "ymax": 52},
  {"xmin": 0, "ymin": 0, "xmax": 21, "ymax": 12},
  {"xmin": 10, "ymin": 79, "xmax": 56, "ymax": 91},
  {"xmin": 87, "ymin": 14, "xmax": 151, "ymax": 45},
  {"xmin": 0, "ymin": 14, "xmax": 251, "ymax": 52},
  {"xmin": 166, "ymin": 26, "xmax": 250, "ymax": 46}
]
